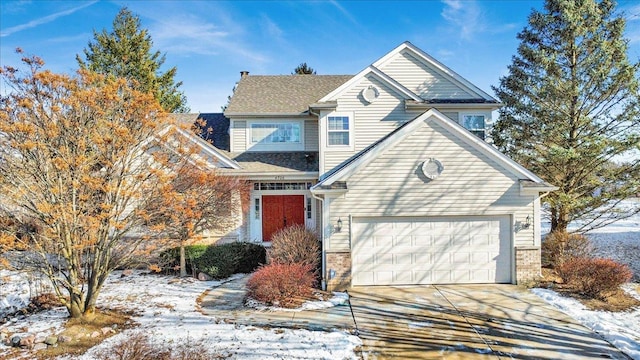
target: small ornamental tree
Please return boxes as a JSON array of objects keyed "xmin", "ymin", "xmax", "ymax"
[
  {"xmin": 0, "ymin": 51, "xmax": 171, "ymax": 318},
  {"xmin": 147, "ymin": 161, "xmax": 249, "ymax": 277}
]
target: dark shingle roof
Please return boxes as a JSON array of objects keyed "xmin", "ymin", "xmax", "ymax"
[
  {"xmin": 225, "ymin": 75, "xmax": 352, "ymax": 115},
  {"xmin": 230, "ymin": 152, "xmax": 319, "ymax": 173},
  {"xmin": 197, "ymin": 113, "xmax": 230, "ymax": 152}
]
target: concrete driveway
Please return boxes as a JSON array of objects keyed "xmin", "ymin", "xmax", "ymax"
[{"xmin": 348, "ymin": 284, "xmax": 629, "ymax": 359}]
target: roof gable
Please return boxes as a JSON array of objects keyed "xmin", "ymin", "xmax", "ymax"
[
  {"xmin": 319, "ymin": 41, "xmax": 498, "ymax": 104},
  {"xmin": 314, "ymin": 109, "xmax": 547, "ymax": 189},
  {"xmin": 155, "ymin": 124, "xmax": 240, "ymax": 170}
]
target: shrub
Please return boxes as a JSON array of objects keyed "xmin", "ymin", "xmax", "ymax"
[
  {"xmin": 556, "ymin": 257, "xmax": 633, "ymax": 299},
  {"xmin": 541, "ymin": 231, "xmax": 592, "ymax": 268},
  {"xmin": 246, "ymin": 263, "xmax": 315, "ymax": 308},
  {"xmin": 269, "ymin": 225, "xmax": 320, "ymax": 272},
  {"xmin": 159, "ymin": 242, "xmax": 266, "ymax": 279},
  {"xmin": 98, "ymin": 333, "xmax": 226, "ymax": 360},
  {"xmin": 231, "ymin": 242, "xmax": 267, "ymax": 273},
  {"xmin": 159, "ymin": 245, "xmax": 208, "ymax": 275}
]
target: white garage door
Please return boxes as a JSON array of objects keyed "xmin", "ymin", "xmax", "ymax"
[{"xmin": 352, "ymin": 216, "xmax": 512, "ymax": 286}]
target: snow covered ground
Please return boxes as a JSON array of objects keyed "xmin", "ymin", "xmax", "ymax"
[
  {"xmin": 0, "ymin": 271, "xmax": 361, "ymax": 359},
  {"xmin": 1, "ymin": 199, "xmax": 638, "ymax": 359},
  {"xmin": 532, "ymin": 285, "xmax": 640, "ymax": 360},
  {"xmin": 535, "ymin": 198, "xmax": 640, "ymax": 360}
]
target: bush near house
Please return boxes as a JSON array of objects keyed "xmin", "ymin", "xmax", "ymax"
[
  {"xmin": 541, "ymin": 231, "xmax": 592, "ymax": 268},
  {"xmin": 160, "ymin": 242, "xmax": 266, "ymax": 279},
  {"xmin": 269, "ymin": 225, "xmax": 321, "ymax": 274},
  {"xmin": 246, "ymin": 263, "xmax": 315, "ymax": 308},
  {"xmin": 556, "ymin": 257, "xmax": 633, "ymax": 299}
]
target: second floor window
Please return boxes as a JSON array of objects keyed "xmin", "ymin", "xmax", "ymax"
[
  {"xmin": 328, "ymin": 116, "xmax": 350, "ymax": 146},
  {"xmin": 462, "ymin": 115, "xmax": 485, "ymax": 140},
  {"xmin": 251, "ymin": 123, "xmax": 301, "ymax": 144}
]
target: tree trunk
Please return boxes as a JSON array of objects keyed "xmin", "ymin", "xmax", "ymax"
[
  {"xmin": 551, "ymin": 207, "xmax": 569, "ymax": 233},
  {"xmin": 179, "ymin": 244, "xmax": 187, "ymax": 278},
  {"xmin": 68, "ymin": 295, "xmax": 84, "ymax": 318}
]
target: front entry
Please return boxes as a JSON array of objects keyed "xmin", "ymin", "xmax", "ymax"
[{"xmin": 262, "ymin": 195, "xmax": 305, "ymax": 241}]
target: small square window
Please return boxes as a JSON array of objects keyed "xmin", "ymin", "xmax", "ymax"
[
  {"xmin": 327, "ymin": 115, "xmax": 351, "ymax": 146},
  {"xmin": 462, "ymin": 115, "xmax": 486, "ymax": 140}
]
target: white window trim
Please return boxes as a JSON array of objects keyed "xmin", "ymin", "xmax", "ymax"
[
  {"xmin": 324, "ymin": 111, "xmax": 354, "ymax": 151},
  {"xmin": 246, "ymin": 120, "xmax": 305, "ymax": 151},
  {"xmin": 459, "ymin": 112, "xmax": 489, "ymax": 140}
]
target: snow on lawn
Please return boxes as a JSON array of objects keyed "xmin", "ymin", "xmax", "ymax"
[
  {"xmin": 532, "ymin": 286, "xmax": 640, "ymax": 360},
  {"xmin": 536, "ymin": 198, "xmax": 640, "ymax": 360},
  {"xmin": 0, "ymin": 271, "xmax": 361, "ymax": 359}
]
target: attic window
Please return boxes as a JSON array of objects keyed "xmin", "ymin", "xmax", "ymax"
[{"xmin": 461, "ymin": 115, "xmax": 486, "ymax": 140}]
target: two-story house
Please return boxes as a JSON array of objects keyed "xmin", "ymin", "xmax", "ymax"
[{"xmin": 183, "ymin": 42, "xmax": 555, "ymax": 291}]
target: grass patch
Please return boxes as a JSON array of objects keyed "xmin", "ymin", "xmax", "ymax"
[{"xmin": 35, "ymin": 308, "xmax": 136, "ymax": 359}]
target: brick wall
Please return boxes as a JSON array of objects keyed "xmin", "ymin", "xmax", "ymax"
[
  {"xmin": 326, "ymin": 252, "xmax": 351, "ymax": 291},
  {"xmin": 515, "ymin": 246, "xmax": 541, "ymax": 283}
]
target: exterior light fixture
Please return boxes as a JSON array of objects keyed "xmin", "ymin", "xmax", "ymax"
[
  {"xmin": 336, "ymin": 218, "xmax": 343, "ymax": 232},
  {"xmin": 523, "ymin": 215, "xmax": 531, "ymax": 229}
]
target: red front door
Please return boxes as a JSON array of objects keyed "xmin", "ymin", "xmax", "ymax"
[{"xmin": 262, "ymin": 195, "xmax": 305, "ymax": 241}]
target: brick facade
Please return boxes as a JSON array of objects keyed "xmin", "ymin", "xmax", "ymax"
[
  {"xmin": 515, "ymin": 246, "xmax": 541, "ymax": 284},
  {"xmin": 326, "ymin": 252, "xmax": 351, "ymax": 291}
]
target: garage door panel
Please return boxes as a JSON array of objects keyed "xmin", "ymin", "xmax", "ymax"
[{"xmin": 352, "ymin": 216, "xmax": 512, "ymax": 286}]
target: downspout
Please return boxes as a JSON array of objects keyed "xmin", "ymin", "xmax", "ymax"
[{"xmin": 311, "ymin": 191, "xmax": 327, "ymax": 291}]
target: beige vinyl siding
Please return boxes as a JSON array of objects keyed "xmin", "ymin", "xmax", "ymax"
[
  {"xmin": 323, "ymin": 75, "xmax": 416, "ymax": 172},
  {"xmin": 440, "ymin": 112, "xmax": 459, "ymax": 122},
  {"xmin": 231, "ymin": 120, "xmax": 247, "ymax": 152},
  {"xmin": 305, "ymin": 120, "xmax": 319, "ymax": 151},
  {"xmin": 380, "ymin": 50, "xmax": 475, "ymax": 99},
  {"xmin": 326, "ymin": 119, "xmax": 535, "ymax": 251}
]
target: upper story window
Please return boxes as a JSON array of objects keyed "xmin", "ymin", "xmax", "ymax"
[
  {"xmin": 328, "ymin": 116, "xmax": 350, "ymax": 146},
  {"xmin": 250, "ymin": 123, "xmax": 301, "ymax": 144},
  {"xmin": 461, "ymin": 115, "xmax": 486, "ymax": 140}
]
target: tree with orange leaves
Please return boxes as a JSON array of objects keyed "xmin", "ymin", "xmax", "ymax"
[
  {"xmin": 0, "ymin": 50, "xmax": 189, "ymax": 319},
  {"xmin": 148, "ymin": 161, "xmax": 249, "ymax": 277}
]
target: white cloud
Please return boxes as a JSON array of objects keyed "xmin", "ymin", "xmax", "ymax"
[
  {"xmin": 441, "ymin": 0, "xmax": 484, "ymax": 40},
  {"xmin": 141, "ymin": 9, "xmax": 267, "ymax": 64},
  {"xmin": 0, "ymin": 1, "xmax": 97, "ymax": 37},
  {"xmin": 261, "ymin": 14, "xmax": 283, "ymax": 40},
  {"xmin": 328, "ymin": 0, "xmax": 360, "ymax": 26}
]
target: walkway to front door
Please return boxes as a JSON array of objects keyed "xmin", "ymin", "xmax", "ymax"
[{"xmin": 262, "ymin": 195, "xmax": 305, "ymax": 241}]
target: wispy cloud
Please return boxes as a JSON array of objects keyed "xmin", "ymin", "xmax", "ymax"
[
  {"xmin": 147, "ymin": 12, "xmax": 267, "ymax": 64},
  {"xmin": 261, "ymin": 14, "xmax": 283, "ymax": 40},
  {"xmin": 0, "ymin": 1, "xmax": 97, "ymax": 37},
  {"xmin": 441, "ymin": 0, "xmax": 484, "ymax": 40},
  {"xmin": 328, "ymin": 0, "xmax": 360, "ymax": 26}
]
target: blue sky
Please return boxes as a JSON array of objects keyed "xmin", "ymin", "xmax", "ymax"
[{"xmin": 2, "ymin": 0, "xmax": 640, "ymax": 112}]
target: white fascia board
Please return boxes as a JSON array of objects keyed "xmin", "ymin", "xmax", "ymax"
[
  {"xmin": 318, "ymin": 66, "xmax": 421, "ymax": 103},
  {"xmin": 406, "ymin": 102, "xmax": 503, "ymax": 111},
  {"xmin": 224, "ymin": 112, "xmax": 310, "ymax": 117},
  {"xmin": 375, "ymin": 41, "xmax": 498, "ymax": 102},
  {"xmin": 520, "ymin": 184, "xmax": 559, "ymax": 195},
  {"xmin": 156, "ymin": 125, "xmax": 240, "ymax": 169},
  {"xmin": 428, "ymin": 112, "xmax": 546, "ymax": 183},
  {"xmin": 220, "ymin": 171, "xmax": 319, "ymax": 180}
]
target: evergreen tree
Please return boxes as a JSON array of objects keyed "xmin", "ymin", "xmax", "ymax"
[
  {"xmin": 292, "ymin": 62, "xmax": 316, "ymax": 74},
  {"xmin": 492, "ymin": 0, "xmax": 640, "ymax": 233},
  {"xmin": 77, "ymin": 7, "xmax": 188, "ymax": 113}
]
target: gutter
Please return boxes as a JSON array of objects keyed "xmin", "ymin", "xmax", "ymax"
[{"xmin": 311, "ymin": 191, "xmax": 328, "ymax": 291}]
